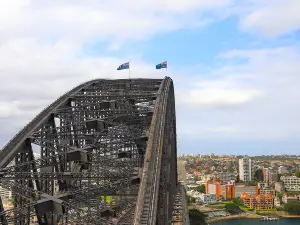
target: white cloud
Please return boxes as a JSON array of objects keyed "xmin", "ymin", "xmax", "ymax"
[
  {"xmin": 176, "ymin": 45, "xmax": 300, "ymax": 140},
  {"xmin": 178, "ymin": 88, "xmax": 262, "ymax": 108},
  {"xmin": 238, "ymin": 0, "xmax": 300, "ymax": 36},
  {"xmin": 176, "ymin": 78, "xmax": 262, "ymax": 108},
  {"xmin": 0, "ymin": 101, "xmax": 19, "ymax": 118},
  {"xmin": 0, "ymin": 0, "xmax": 232, "ymax": 45}
]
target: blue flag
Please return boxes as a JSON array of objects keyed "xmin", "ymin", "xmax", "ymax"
[
  {"xmin": 156, "ymin": 61, "xmax": 167, "ymax": 69},
  {"xmin": 117, "ymin": 62, "xmax": 130, "ymax": 70}
]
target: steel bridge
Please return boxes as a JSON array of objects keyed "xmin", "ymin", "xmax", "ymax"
[{"xmin": 0, "ymin": 77, "xmax": 189, "ymax": 225}]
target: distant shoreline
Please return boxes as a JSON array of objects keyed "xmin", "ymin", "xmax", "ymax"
[
  {"xmin": 278, "ymin": 215, "xmax": 300, "ymax": 218},
  {"xmin": 207, "ymin": 213, "xmax": 300, "ymax": 223}
]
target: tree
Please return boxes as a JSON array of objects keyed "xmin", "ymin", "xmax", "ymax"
[
  {"xmin": 195, "ymin": 184, "xmax": 206, "ymax": 193},
  {"xmin": 189, "ymin": 209, "xmax": 207, "ymax": 225},
  {"xmin": 236, "ymin": 175, "xmax": 240, "ymax": 183},
  {"xmin": 254, "ymin": 168, "xmax": 263, "ymax": 181},
  {"xmin": 233, "ymin": 197, "xmax": 243, "ymax": 206},
  {"xmin": 284, "ymin": 201, "xmax": 300, "ymax": 215},
  {"xmin": 225, "ymin": 203, "xmax": 240, "ymax": 211},
  {"xmin": 296, "ymin": 171, "xmax": 300, "ymax": 178},
  {"xmin": 187, "ymin": 196, "xmax": 196, "ymax": 204},
  {"xmin": 228, "ymin": 162, "xmax": 234, "ymax": 173},
  {"xmin": 211, "ymin": 162, "xmax": 218, "ymax": 167},
  {"xmin": 277, "ymin": 193, "xmax": 283, "ymax": 203},
  {"xmin": 277, "ymin": 173, "xmax": 281, "ymax": 182}
]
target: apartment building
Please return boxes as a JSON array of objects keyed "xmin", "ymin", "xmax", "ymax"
[
  {"xmin": 280, "ymin": 176, "xmax": 300, "ymax": 192},
  {"xmin": 259, "ymin": 189, "xmax": 276, "ymax": 196},
  {"xmin": 256, "ymin": 182, "xmax": 276, "ymax": 196},
  {"xmin": 241, "ymin": 193, "xmax": 256, "ymax": 209},
  {"xmin": 263, "ymin": 168, "xmax": 271, "ymax": 184},
  {"xmin": 239, "ymin": 157, "xmax": 254, "ymax": 182},
  {"xmin": 241, "ymin": 192, "xmax": 274, "ymax": 210},
  {"xmin": 262, "ymin": 168, "xmax": 277, "ymax": 185},
  {"xmin": 271, "ymin": 171, "xmax": 279, "ymax": 185},
  {"xmin": 256, "ymin": 194, "xmax": 274, "ymax": 210}
]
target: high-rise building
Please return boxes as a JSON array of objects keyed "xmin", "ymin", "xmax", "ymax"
[
  {"xmin": 263, "ymin": 167, "xmax": 272, "ymax": 184},
  {"xmin": 239, "ymin": 157, "xmax": 254, "ymax": 181}
]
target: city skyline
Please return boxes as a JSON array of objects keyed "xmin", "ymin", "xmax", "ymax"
[{"xmin": 0, "ymin": 1, "xmax": 300, "ymax": 155}]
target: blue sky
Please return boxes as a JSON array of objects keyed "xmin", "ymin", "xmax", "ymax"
[{"xmin": 0, "ymin": 0, "xmax": 300, "ymax": 155}]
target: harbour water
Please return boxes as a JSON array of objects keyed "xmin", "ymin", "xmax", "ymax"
[{"xmin": 212, "ymin": 218, "xmax": 300, "ymax": 225}]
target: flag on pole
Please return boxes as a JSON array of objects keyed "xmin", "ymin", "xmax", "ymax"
[
  {"xmin": 156, "ymin": 61, "xmax": 167, "ymax": 69},
  {"xmin": 117, "ymin": 62, "xmax": 130, "ymax": 70}
]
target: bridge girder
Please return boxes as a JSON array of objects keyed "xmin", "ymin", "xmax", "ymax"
[{"xmin": 0, "ymin": 77, "xmax": 186, "ymax": 225}]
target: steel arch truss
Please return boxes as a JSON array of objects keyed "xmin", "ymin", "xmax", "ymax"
[{"xmin": 0, "ymin": 77, "xmax": 182, "ymax": 225}]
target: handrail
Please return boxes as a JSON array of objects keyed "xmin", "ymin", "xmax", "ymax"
[{"xmin": 133, "ymin": 76, "xmax": 171, "ymax": 224}]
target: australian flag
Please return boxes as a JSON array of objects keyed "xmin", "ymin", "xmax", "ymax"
[
  {"xmin": 117, "ymin": 62, "xmax": 130, "ymax": 70},
  {"xmin": 156, "ymin": 61, "xmax": 167, "ymax": 69}
]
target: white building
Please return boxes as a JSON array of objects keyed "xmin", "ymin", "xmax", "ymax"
[
  {"xmin": 239, "ymin": 157, "xmax": 254, "ymax": 182},
  {"xmin": 199, "ymin": 194, "xmax": 217, "ymax": 204},
  {"xmin": 278, "ymin": 166, "xmax": 288, "ymax": 174},
  {"xmin": 274, "ymin": 197, "xmax": 281, "ymax": 207},
  {"xmin": 280, "ymin": 176, "xmax": 300, "ymax": 192}
]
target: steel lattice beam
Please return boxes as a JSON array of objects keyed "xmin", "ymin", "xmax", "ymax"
[{"xmin": 0, "ymin": 77, "xmax": 187, "ymax": 225}]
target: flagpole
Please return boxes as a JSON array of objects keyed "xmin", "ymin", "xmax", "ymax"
[
  {"xmin": 129, "ymin": 60, "xmax": 131, "ymax": 79},
  {"xmin": 166, "ymin": 61, "xmax": 168, "ymax": 73}
]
